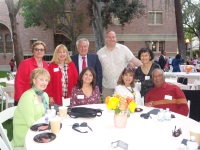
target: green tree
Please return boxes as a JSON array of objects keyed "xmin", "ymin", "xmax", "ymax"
[
  {"xmin": 182, "ymin": 0, "xmax": 200, "ymax": 53},
  {"xmin": 5, "ymin": 0, "xmax": 24, "ymax": 67},
  {"xmin": 87, "ymin": 0, "xmax": 145, "ymax": 51},
  {"xmin": 21, "ymin": 0, "xmax": 85, "ymax": 54}
]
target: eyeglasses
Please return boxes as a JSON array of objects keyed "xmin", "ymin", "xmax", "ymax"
[
  {"xmin": 172, "ymin": 126, "xmax": 182, "ymax": 137},
  {"xmin": 72, "ymin": 122, "xmax": 92, "ymax": 133},
  {"xmin": 140, "ymin": 113, "xmax": 152, "ymax": 119},
  {"xmin": 34, "ymin": 48, "xmax": 45, "ymax": 52}
]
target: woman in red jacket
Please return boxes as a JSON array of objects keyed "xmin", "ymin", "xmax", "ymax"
[{"xmin": 47, "ymin": 44, "xmax": 78, "ymax": 106}]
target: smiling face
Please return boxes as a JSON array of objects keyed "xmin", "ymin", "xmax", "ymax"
[
  {"xmin": 58, "ymin": 48, "xmax": 68, "ymax": 62},
  {"xmin": 33, "ymin": 75, "xmax": 49, "ymax": 91},
  {"xmin": 122, "ymin": 72, "xmax": 134, "ymax": 87},
  {"xmin": 77, "ymin": 40, "xmax": 89, "ymax": 56},
  {"xmin": 140, "ymin": 52, "xmax": 151, "ymax": 64},
  {"xmin": 33, "ymin": 44, "xmax": 45, "ymax": 59},
  {"xmin": 152, "ymin": 69, "xmax": 165, "ymax": 88},
  {"xmin": 106, "ymin": 31, "xmax": 117, "ymax": 49},
  {"xmin": 82, "ymin": 70, "xmax": 93, "ymax": 85}
]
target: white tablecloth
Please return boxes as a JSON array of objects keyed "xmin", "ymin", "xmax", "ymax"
[{"xmin": 24, "ymin": 104, "xmax": 200, "ymax": 150}]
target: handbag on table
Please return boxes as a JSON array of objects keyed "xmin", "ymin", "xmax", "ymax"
[{"xmin": 177, "ymin": 77, "xmax": 188, "ymax": 85}]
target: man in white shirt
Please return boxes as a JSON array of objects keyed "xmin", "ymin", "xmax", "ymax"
[{"xmin": 97, "ymin": 31, "xmax": 142, "ymax": 100}]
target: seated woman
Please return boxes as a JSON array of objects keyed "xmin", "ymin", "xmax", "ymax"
[
  {"xmin": 115, "ymin": 67, "xmax": 143, "ymax": 105},
  {"xmin": 12, "ymin": 68, "xmax": 50, "ymax": 147},
  {"xmin": 70, "ymin": 67, "xmax": 101, "ymax": 107}
]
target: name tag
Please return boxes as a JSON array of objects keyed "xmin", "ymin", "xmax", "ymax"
[
  {"xmin": 54, "ymin": 68, "xmax": 59, "ymax": 72},
  {"xmin": 164, "ymin": 95, "xmax": 172, "ymax": 100},
  {"xmin": 145, "ymin": 76, "xmax": 150, "ymax": 80},
  {"xmin": 77, "ymin": 95, "xmax": 84, "ymax": 99},
  {"xmin": 34, "ymin": 100, "xmax": 39, "ymax": 105}
]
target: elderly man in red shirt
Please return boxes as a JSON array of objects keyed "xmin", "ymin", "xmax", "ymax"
[{"xmin": 145, "ymin": 68, "xmax": 189, "ymax": 116}]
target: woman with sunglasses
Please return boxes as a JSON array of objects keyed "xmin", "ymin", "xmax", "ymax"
[
  {"xmin": 14, "ymin": 41, "xmax": 48, "ymax": 106},
  {"xmin": 70, "ymin": 67, "xmax": 101, "ymax": 107},
  {"xmin": 135, "ymin": 48, "xmax": 160, "ymax": 101},
  {"xmin": 115, "ymin": 67, "xmax": 142, "ymax": 105}
]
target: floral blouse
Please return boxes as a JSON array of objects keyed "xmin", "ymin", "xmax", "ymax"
[
  {"xmin": 135, "ymin": 62, "xmax": 160, "ymax": 98},
  {"xmin": 70, "ymin": 86, "xmax": 101, "ymax": 107}
]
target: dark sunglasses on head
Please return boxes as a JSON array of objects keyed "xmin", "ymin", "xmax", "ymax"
[
  {"xmin": 72, "ymin": 122, "xmax": 92, "ymax": 133},
  {"xmin": 172, "ymin": 126, "xmax": 182, "ymax": 137}
]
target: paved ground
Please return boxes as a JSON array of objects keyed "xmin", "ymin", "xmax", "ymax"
[{"xmin": 0, "ymin": 65, "xmax": 16, "ymax": 72}]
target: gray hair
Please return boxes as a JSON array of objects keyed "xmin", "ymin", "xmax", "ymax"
[
  {"xmin": 76, "ymin": 38, "xmax": 89, "ymax": 48},
  {"xmin": 152, "ymin": 68, "xmax": 165, "ymax": 77}
]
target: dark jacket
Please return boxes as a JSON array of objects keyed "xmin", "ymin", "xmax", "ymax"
[{"xmin": 71, "ymin": 53, "xmax": 102, "ymax": 92}]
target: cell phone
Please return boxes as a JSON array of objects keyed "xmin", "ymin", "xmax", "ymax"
[{"xmin": 111, "ymin": 140, "xmax": 128, "ymax": 150}]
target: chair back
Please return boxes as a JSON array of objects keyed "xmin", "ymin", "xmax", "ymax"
[
  {"xmin": 0, "ymin": 86, "xmax": 14, "ymax": 110},
  {"xmin": 0, "ymin": 106, "xmax": 16, "ymax": 150},
  {"xmin": 0, "ymin": 136, "xmax": 9, "ymax": 150},
  {"xmin": 182, "ymin": 90, "xmax": 200, "ymax": 122},
  {"xmin": 191, "ymin": 80, "xmax": 200, "ymax": 90}
]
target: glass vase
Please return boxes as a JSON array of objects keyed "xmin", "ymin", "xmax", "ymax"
[{"xmin": 114, "ymin": 113, "xmax": 127, "ymax": 128}]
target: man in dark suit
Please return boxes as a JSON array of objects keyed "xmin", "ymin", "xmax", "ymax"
[
  {"xmin": 71, "ymin": 38, "xmax": 102, "ymax": 92},
  {"xmin": 158, "ymin": 50, "xmax": 167, "ymax": 70}
]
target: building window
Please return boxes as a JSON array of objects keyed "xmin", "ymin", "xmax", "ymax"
[
  {"xmin": 5, "ymin": 34, "xmax": 13, "ymax": 53},
  {"xmin": 148, "ymin": 11, "xmax": 162, "ymax": 25},
  {"xmin": 0, "ymin": 34, "xmax": 3, "ymax": 53},
  {"xmin": 145, "ymin": 41, "xmax": 165, "ymax": 52}
]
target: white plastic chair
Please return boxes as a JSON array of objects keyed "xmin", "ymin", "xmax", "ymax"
[
  {"xmin": 0, "ymin": 106, "xmax": 17, "ymax": 150},
  {"xmin": 0, "ymin": 86, "xmax": 14, "ymax": 111},
  {"xmin": 0, "ymin": 136, "xmax": 9, "ymax": 150},
  {"xmin": 7, "ymin": 73, "xmax": 15, "ymax": 80},
  {"xmin": 191, "ymin": 80, "xmax": 200, "ymax": 90}
]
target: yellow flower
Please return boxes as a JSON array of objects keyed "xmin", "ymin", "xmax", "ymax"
[
  {"xmin": 107, "ymin": 97, "xmax": 119, "ymax": 109},
  {"xmin": 129, "ymin": 101, "xmax": 137, "ymax": 113}
]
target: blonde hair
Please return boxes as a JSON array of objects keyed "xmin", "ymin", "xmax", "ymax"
[
  {"xmin": 30, "ymin": 68, "xmax": 50, "ymax": 85},
  {"xmin": 31, "ymin": 41, "xmax": 46, "ymax": 53},
  {"xmin": 51, "ymin": 44, "xmax": 72, "ymax": 64}
]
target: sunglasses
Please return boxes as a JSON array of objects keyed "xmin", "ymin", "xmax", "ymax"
[
  {"xmin": 172, "ymin": 126, "xmax": 182, "ymax": 137},
  {"xmin": 34, "ymin": 48, "xmax": 45, "ymax": 52},
  {"xmin": 72, "ymin": 122, "xmax": 92, "ymax": 133},
  {"xmin": 140, "ymin": 113, "xmax": 152, "ymax": 119}
]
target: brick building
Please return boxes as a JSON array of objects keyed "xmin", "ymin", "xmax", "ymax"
[{"xmin": 0, "ymin": 0, "xmax": 177, "ymax": 66}]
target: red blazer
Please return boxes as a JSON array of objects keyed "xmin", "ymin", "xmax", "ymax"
[
  {"xmin": 47, "ymin": 61, "xmax": 78, "ymax": 105},
  {"xmin": 14, "ymin": 57, "xmax": 48, "ymax": 102}
]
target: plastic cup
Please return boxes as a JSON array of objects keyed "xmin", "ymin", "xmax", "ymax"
[
  {"xmin": 190, "ymin": 126, "xmax": 200, "ymax": 146},
  {"xmin": 50, "ymin": 118, "xmax": 61, "ymax": 134},
  {"xmin": 58, "ymin": 106, "xmax": 67, "ymax": 118}
]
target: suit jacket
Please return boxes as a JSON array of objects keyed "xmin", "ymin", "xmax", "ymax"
[
  {"xmin": 71, "ymin": 53, "xmax": 102, "ymax": 92},
  {"xmin": 158, "ymin": 55, "xmax": 166, "ymax": 70}
]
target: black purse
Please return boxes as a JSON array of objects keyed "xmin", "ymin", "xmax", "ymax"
[
  {"xmin": 67, "ymin": 107, "xmax": 102, "ymax": 118},
  {"xmin": 177, "ymin": 77, "xmax": 188, "ymax": 85}
]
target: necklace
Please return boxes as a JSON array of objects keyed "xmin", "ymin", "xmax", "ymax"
[{"xmin": 125, "ymin": 86, "xmax": 134, "ymax": 93}]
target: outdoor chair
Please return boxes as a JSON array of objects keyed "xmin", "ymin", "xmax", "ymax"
[{"xmin": 0, "ymin": 86, "xmax": 14, "ymax": 111}]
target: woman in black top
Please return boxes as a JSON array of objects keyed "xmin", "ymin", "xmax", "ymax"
[{"xmin": 135, "ymin": 48, "xmax": 160, "ymax": 100}]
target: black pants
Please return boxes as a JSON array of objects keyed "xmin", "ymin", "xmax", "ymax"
[{"xmin": 14, "ymin": 101, "xmax": 18, "ymax": 106}]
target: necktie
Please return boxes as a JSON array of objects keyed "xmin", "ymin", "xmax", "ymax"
[{"xmin": 82, "ymin": 57, "xmax": 86, "ymax": 71}]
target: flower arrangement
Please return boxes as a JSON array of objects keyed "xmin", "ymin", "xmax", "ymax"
[
  {"xmin": 105, "ymin": 94, "xmax": 137, "ymax": 117},
  {"xmin": 185, "ymin": 66, "xmax": 192, "ymax": 73}
]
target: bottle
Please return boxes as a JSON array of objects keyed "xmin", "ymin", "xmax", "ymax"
[
  {"xmin": 165, "ymin": 108, "xmax": 171, "ymax": 121},
  {"xmin": 44, "ymin": 109, "xmax": 51, "ymax": 123},
  {"xmin": 186, "ymin": 136, "xmax": 198, "ymax": 150},
  {"xmin": 51, "ymin": 106, "xmax": 56, "ymax": 118},
  {"xmin": 157, "ymin": 109, "xmax": 165, "ymax": 121}
]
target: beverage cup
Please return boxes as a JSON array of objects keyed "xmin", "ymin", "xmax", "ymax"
[
  {"xmin": 50, "ymin": 118, "xmax": 61, "ymax": 134},
  {"xmin": 190, "ymin": 126, "xmax": 200, "ymax": 146},
  {"xmin": 58, "ymin": 106, "xmax": 67, "ymax": 118}
]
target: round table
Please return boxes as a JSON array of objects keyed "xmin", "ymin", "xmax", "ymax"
[{"xmin": 24, "ymin": 104, "xmax": 200, "ymax": 150}]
